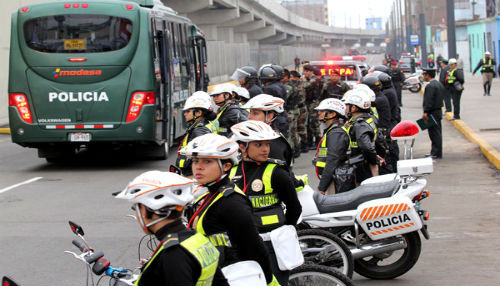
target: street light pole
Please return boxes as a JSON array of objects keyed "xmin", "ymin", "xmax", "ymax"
[{"xmin": 446, "ymin": 0, "xmax": 457, "ymax": 58}]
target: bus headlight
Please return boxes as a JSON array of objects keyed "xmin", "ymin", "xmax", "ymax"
[{"xmin": 136, "ymin": 126, "xmax": 143, "ymax": 134}]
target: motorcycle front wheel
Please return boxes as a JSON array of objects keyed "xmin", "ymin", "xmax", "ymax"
[
  {"xmin": 409, "ymin": 84, "xmax": 422, "ymax": 93},
  {"xmin": 297, "ymin": 229, "xmax": 354, "ymax": 278},
  {"xmin": 354, "ymin": 231, "xmax": 422, "ymax": 280}
]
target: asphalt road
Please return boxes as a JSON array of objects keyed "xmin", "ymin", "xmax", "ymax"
[{"xmin": 1, "ymin": 54, "xmax": 499, "ymax": 286}]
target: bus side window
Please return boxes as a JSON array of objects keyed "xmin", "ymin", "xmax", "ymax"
[{"xmin": 169, "ymin": 22, "xmax": 177, "ymax": 58}]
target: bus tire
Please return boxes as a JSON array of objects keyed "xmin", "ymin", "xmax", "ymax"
[
  {"xmin": 141, "ymin": 142, "xmax": 168, "ymax": 160},
  {"xmin": 39, "ymin": 146, "xmax": 74, "ymax": 163}
]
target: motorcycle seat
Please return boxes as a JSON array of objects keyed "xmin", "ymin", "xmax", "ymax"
[{"xmin": 313, "ymin": 180, "xmax": 400, "ymax": 214}]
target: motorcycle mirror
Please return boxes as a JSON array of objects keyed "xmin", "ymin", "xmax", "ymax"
[
  {"xmin": 2, "ymin": 276, "xmax": 20, "ymax": 286},
  {"xmin": 68, "ymin": 221, "xmax": 84, "ymax": 236},
  {"xmin": 169, "ymin": 165, "xmax": 182, "ymax": 175}
]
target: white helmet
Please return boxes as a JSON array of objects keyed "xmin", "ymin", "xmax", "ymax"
[
  {"xmin": 242, "ymin": 94, "xmax": 284, "ymax": 113},
  {"xmin": 183, "ymin": 91, "xmax": 212, "ymax": 111},
  {"xmin": 315, "ymin": 98, "xmax": 346, "ymax": 117},
  {"xmin": 343, "ymin": 89, "xmax": 371, "ymax": 109},
  {"xmin": 180, "ymin": 133, "xmax": 240, "ymax": 166},
  {"xmin": 231, "ymin": 120, "xmax": 279, "ymax": 142},
  {"xmin": 235, "ymin": 87, "xmax": 250, "ymax": 100},
  {"xmin": 208, "ymin": 84, "xmax": 231, "ymax": 97},
  {"xmin": 116, "ymin": 171, "xmax": 194, "ymax": 211},
  {"xmin": 354, "ymin": 84, "xmax": 376, "ymax": 102}
]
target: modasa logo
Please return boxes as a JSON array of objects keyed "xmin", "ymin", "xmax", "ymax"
[{"xmin": 52, "ymin": 68, "xmax": 102, "ymax": 78}]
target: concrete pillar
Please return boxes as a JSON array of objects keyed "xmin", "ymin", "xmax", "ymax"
[
  {"xmin": 217, "ymin": 27, "xmax": 234, "ymax": 43},
  {"xmin": 234, "ymin": 33, "xmax": 248, "ymax": 43}
]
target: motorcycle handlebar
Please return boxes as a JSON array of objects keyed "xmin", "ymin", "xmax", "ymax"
[
  {"xmin": 72, "ymin": 239, "xmax": 89, "ymax": 252},
  {"xmin": 85, "ymin": 251, "xmax": 105, "ymax": 264}
]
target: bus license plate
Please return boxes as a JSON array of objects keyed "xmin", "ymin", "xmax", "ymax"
[
  {"xmin": 69, "ymin": 133, "xmax": 91, "ymax": 142},
  {"xmin": 64, "ymin": 39, "xmax": 86, "ymax": 50}
]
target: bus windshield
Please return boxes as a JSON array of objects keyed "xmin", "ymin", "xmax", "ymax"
[{"xmin": 24, "ymin": 14, "xmax": 133, "ymax": 53}]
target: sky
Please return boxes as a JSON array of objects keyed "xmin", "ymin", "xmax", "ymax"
[{"xmin": 328, "ymin": 0, "xmax": 394, "ymax": 28}]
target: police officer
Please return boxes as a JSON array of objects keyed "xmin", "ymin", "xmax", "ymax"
[
  {"xmin": 321, "ymin": 70, "xmax": 350, "ymax": 100},
  {"xmin": 389, "ymin": 61, "xmax": 405, "ymax": 106},
  {"xmin": 358, "ymin": 79, "xmax": 392, "ymax": 174},
  {"xmin": 283, "ymin": 69, "xmax": 302, "ymax": 157},
  {"xmin": 472, "ymin": 51, "xmax": 496, "ymax": 96},
  {"xmin": 259, "ymin": 64, "xmax": 287, "ymax": 101},
  {"xmin": 242, "ymin": 94, "xmax": 293, "ymax": 166},
  {"xmin": 181, "ymin": 134, "xmax": 279, "ymax": 286},
  {"xmin": 343, "ymin": 90, "xmax": 379, "ymax": 184},
  {"xmin": 374, "ymin": 71, "xmax": 400, "ymax": 173},
  {"xmin": 116, "ymin": 171, "xmax": 222, "ymax": 286},
  {"xmin": 176, "ymin": 91, "xmax": 217, "ymax": 176},
  {"xmin": 313, "ymin": 98, "xmax": 354, "ymax": 194},
  {"xmin": 446, "ymin": 58, "xmax": 465, "ymax": 120},
  {"xmin": 422, "ymin": 68, "xmax": 444, "ymax": 159},
  {"xmin": 230, "ymin": 120, "xmax": 302, "ymax": 285},
  {"xmin": 438, "ymin": 59, "xmax": 452, "ymax": 113},
  {"xmin": 290, "ymin": 71, "xmax": 308, "ymax": 154},
  {"xmin": 302, "ymin": 64, "xmax": 321, "ymax": 150},
  {"xmin": 209, "ymin": 84, "xmax": 248, "ymax": 137},
  {"xmin": 231, "ymin": 66, "xmax": 263, "ymax": 98},
  {"xmin": 258, "ymin": 65, "xmax": 289, "ymax": 136}
]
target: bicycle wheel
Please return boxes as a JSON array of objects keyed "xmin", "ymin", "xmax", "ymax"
[
  {"xmin": 297, "ymin": 229, "xmax": 354, "ymax": 277},
  {"xmin": 289, "ymin": 264, "xmax": 354, "ymax": 286}
]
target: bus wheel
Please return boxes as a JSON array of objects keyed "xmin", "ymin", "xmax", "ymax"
[
  {"xmin": 141, "ymin": 142, "xmax": 168, "ymax": 160},
  {"xmin": 39, "ymin": 146, "xmax": 75, "ymax": 163}
]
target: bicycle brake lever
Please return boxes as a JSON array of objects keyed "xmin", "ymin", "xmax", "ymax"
[{"xmin": 64, "ymin": 250, "xmax": 89, "ymax": 264}]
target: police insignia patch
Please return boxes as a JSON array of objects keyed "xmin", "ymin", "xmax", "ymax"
[{"xmin": 251, "ymin": 179, "xmax": 263, "ymax": 192}]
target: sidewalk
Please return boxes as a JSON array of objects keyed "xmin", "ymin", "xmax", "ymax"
[{"xmin": 443, "ymin": 72, "xmax": 500, "ymax": 169}]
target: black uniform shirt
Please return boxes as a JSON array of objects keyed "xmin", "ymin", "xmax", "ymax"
[
  {"xmin": 382, "ymin": 87, "xmax": 401, "ymax": 128},
  {"xmin": 349, "ymin": 114, "xmax": 378, "ymax": 165},
  {"xmin": 423, "ymin": 79, "xmax": 444, "ymax": 116},
  {"xmin": 317, "ymin": 123, "xmax": 350, "ymax": 191},
  {"xmin": 373, "ymin": 94, "xmax": 391, "ymax": 129},
  {"xmin": 247, "ymin": 83, "xmax": 263, "ymax": 98}
]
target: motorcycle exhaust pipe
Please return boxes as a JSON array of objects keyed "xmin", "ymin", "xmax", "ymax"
[{"xmin": 350, "ymin": 237, "xmax": 406, "ymax": 260}]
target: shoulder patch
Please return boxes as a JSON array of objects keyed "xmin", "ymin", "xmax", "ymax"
[{"xmin": 162, "ymin": 233, "xmax": 180, "ymax": 250}]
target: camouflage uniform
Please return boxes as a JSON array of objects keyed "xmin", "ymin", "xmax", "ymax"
[
  {"xmin": 285, "ymin": 80, "xmax": 304, "ymax": 152},
  {"xmin": 303, "ymin": 74, "xmax": 321, "ymax": 146}
]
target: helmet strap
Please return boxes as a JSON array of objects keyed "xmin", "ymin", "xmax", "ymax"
[{"xmin": 265, "ymin": 112, "xmax": 276, "ymax": 124}]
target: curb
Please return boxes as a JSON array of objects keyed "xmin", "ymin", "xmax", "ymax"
[
  {"xmin": 445, "ymin": 112, "xmax": 500, "ymax": 169},
  {"xmin": 0, "ymin": 128, "xmax": 10, "ymax": 134}
]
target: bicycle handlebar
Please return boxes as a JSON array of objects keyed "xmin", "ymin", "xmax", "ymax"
[{"xmin": 72, "ymin": 239, "xmax": 89, "ymax": 252}]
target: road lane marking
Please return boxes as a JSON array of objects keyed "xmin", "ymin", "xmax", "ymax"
[{"xmin": 0, "ymin": 177, "xmax": 43, "ymax": 195}]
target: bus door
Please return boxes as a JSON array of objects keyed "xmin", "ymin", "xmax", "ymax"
[
  {"xmin": 192, "ymin": 35, "xmax": 208, "ymax": 91},
  {"xmin": 167, "ymin": 21, "xmax": 188, "ymax": 142},
  {"xmin": 151, "ymin": 18, "xmax": 171, "ymax": 143}
]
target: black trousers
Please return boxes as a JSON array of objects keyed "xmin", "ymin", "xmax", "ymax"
[
  {"xmin": 428, "ymin": 111, "xmax": 442, "ymax": 158},
  {"xmin": 395, "ymin": 84, "xmax": 402, "ymax": 106},
  {"xmin": 442, "ymin": 89, "xmax": 452, "ymax": 112},
  {"xmin": 450, "ymin": 89, "xmax": 462, "ymax": 118}
]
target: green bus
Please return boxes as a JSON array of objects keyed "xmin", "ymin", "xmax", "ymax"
[{"xmin": 8, "ymin": 0, "xmax": 208, "ymax": 161}]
